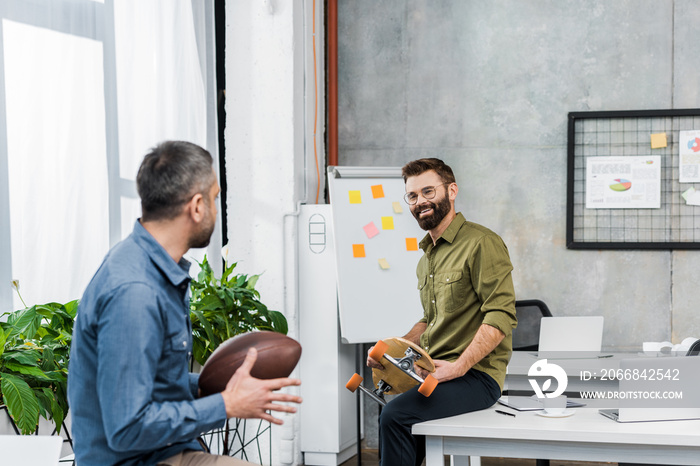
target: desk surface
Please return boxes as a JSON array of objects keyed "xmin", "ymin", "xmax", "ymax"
[{"xmin": 413, "ymin": 405, "xmax": 700, "ymax": 465}]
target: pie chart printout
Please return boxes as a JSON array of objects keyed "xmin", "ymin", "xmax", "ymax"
[{"xmin": 609, "ymin": 178, "xmax": 632, "ymax": 192}]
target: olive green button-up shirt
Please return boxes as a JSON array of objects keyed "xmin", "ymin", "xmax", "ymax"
[{"xmin": 417, "ymin": 212, "xmax": 517, "ymax": 390}]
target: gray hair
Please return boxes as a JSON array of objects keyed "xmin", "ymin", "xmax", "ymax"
[{"xmin": 136, "ymin": 141, "xmax": 214, "ymax": 221}]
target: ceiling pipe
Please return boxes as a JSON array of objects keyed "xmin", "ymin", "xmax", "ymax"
[{"xmin": 327, "ymin": 0, "xmax": 338, "ymax": 167}]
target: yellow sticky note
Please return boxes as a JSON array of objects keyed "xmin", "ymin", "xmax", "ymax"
[
  {"xmin": 392, "ymin": 201, "xmax": 403, "ymax": 213},
  {"xmin": 371, "ymin": 184, "xmax": 385, "ymax": 199},
  {"xmin": 381, "ymin": 216, "xmax": 394, "ymax": 230},
  {"xmin": 650, "ymin": 133, "xmax": 667, "ymax": 149},
  {"xmin": 352, "ymin": 244, "xmax": 366, "ymax": 258},
  {"xmin": 349, "ymin": 190, "xmax": 362, "ymax": 204},
  {"xmin": 405, "ymin": 238, "xmax": 418, "ymax": 251},
  {"xmin": 378, "ymin": 258, "xmax": 390, "ymax": 270}
]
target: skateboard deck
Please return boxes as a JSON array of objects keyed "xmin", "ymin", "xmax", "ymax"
[
  {"xmin": 346, "ymin": 336, "xmax": 437, "ymax": 406},
  {"xmin": 371, "ymin": 337, "xmax": 435, "ymax": 395}
]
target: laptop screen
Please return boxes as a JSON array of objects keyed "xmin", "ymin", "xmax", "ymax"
[{"xmin": 538, "ymin": 316, "xmax": 604, "ymax": 353}]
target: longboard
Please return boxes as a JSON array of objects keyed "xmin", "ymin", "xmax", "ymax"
[{"xmin": 345, "ymin": 337, "xmax": 437, "ymax": 406}]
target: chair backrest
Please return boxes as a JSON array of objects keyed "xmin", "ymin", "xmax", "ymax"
[
  {"xmin": 512, "ymin": 299, "xmax": 552, "ymax": 351},
  {"xmin": 687, "ymin": 338, "xmax": 700, "ymax": 356}
]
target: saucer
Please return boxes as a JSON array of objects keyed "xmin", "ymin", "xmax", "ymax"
[{"xmin": 536, "ymin": 409, "xmax": 575, "ymax": 418}]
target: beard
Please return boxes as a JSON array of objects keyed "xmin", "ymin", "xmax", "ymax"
[
  {"xmin": 188, "ymin": 208, "xmax": 216, "ymax": 249},
  {"xmin": 411, "ymin": 193, "xmax": 451, "ymax": 231}
]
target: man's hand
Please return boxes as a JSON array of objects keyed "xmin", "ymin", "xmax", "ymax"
[
  {"xmin": 366, "ymin": 345, "xmax": 384, "ymax": 370},
  {"xmin": 424, "ymin": 359, "xmax": 466, "ymax": 383},
  {"xmin": 413, "ymin": 359, "xmax": 464, "ymax": 383},
  {"xmin": 221, "ymin": 348, "xmax": 302, "ymax": 425}
]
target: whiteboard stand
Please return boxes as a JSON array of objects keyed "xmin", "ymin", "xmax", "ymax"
[{"xmin": 328, "ymin": 166, "xmax": 425, "ymax": 344}]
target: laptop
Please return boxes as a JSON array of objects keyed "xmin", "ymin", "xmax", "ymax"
[
  {"xmin": 599, "ymin": 356, "xmax": 700, "ymax": 422},
  {"xmin": 537, "ymin": 316, "xmax": 605, "ymax": 357}
]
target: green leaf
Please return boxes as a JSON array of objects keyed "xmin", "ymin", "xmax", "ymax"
[
  {"xmin": 0, "ymin": 328, "xmax": 6, "ymax": 358},
  {"xmin": 1, "ymin": 372, "xmax": 41, "ymax": 434},
  {"xmin": 3, "ymin": 361, "xmax": 51, "ymax": 380},
  {"xmin": 267, "ymin": 311, "xmax": 288, "ymax": 335},
  {"xmin": 246, "ymin": 274, "xmax": 260, "ymax": 290},
  {"xmin": 63, "ymin": 299, "xmax": 79, "ymax": 319},
  {"xmin": 190, "ymin": 309, "xmax": 218, "ymax": 354},
  {"xmin": 35, "ymin": 388, "xmax": 53, "ymax": 419},
  {"xmin": 7, "ymin": 306, "xmax": 41, "ymax": 339},
  {"xmin": 37, "ymin": 370, "xmax": 67, "ymax": 383},
  {"xmin": 41, "ymin": 347, "xmax": 55, "ymax": 371},
  {"xmin": 51, "ymin": 392, "xmax": 65, "ymax": 434},
  {"xmin": 2, "ymin": 349, "xmax": 42, "ymax": 366},
  {"xmin": 195, "ymin": 294, "xmax": 226, "ymax": 312}
]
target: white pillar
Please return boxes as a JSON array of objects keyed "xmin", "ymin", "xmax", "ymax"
[{"xmin": 225, "ymin": 1, "xmax": 322, "ymax": 464}]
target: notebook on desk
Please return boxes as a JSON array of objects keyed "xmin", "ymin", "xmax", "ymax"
[
  {"xmin": 599, "ymin": 356, "xmax": 700, "ymax": 422},
  {"xmin": 498, "ymin": 395, "xmax": 586, "ymax": 411}
]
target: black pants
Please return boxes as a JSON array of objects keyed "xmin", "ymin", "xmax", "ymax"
[{"xmin": 378, "ymin": 369, "xmax": 501, "ymax": 466}]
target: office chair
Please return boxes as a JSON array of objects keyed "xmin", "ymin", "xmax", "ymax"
[
  {"xmin": 512, "ymin": 299, "xmax": 553, "ymax": 351},
  {"xmin": 687, "ymin": 339, "xmax": 700, "ymax": 356}
]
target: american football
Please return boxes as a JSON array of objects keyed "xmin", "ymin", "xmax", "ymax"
[{"xmin": 198, "ymin": 331, "xmax": 302, "ymax": 396}]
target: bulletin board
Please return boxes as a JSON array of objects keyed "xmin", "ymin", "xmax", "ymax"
[
  {"xmin": 328, "ymin": 166, "xmax": 426, "ymax": 343},
  {"xmin": 566, "ymin": 108, "xmax": 700, "ymax": 249}
]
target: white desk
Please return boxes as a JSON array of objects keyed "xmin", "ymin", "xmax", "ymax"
[{"xmin": 413, "ymin": 406, "xmax": 700, "ymax": 466}]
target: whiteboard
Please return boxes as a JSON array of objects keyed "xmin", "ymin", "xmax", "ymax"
[{"xmin": 328, "ymin": 166, "xmax": 426, "ymax": 343}]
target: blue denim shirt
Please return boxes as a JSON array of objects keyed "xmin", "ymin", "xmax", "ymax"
[{"xmin": 68, "ymin": 221, "xmax": 226, "ymax": 465}]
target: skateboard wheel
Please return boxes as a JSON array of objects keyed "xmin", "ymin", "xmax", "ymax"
[
  {"xmin": 345, "ymin": 373, "xmax": 363, "ymax": 392},
  {"xmin": 418, "ymin": 374, "xmax": 438, "ymax": 397},
  {"xmin": 369, "ymin": 340, "xmax": 389, "ymax": 362}
]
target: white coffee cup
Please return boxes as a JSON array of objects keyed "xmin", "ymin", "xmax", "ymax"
[{"xmin": 542, "ymin": 395, "xmax": 567, "ymax": 415}]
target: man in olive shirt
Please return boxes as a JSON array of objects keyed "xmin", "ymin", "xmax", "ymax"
[{"xmin": 367, "ymin": 158, "xmax": 517, "ymax": 466}]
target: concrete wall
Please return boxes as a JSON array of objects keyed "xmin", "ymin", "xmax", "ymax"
[
  {"xmin": 222, "ymin": 0, "xmax": 700, "ymax": 460},
  {"xmin": 337, "ymin": 0, "xmax": 700, "ymax": 351}
]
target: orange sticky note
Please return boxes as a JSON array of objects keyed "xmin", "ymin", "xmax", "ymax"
[
  {"xmin": 349, "ymin": 190, "xmax": 362, "ymax": 204},
  {"xmin": 650, "ymin": 133, "xmax": 667, "ymax": 149},
  {"xmin": 352, "ymin": 244, "xmax": 366, "ymax": 258},
  {"xmin": 392, "ymin": 201, "xmax": 403, "ymax": 213},
  {"xmin": 371, "ymin": 184, "xmax": 385, "ymax": 199},
  {"xmin": 381, "ymin": 216, "xmax": 394, "ymax": 230},
  {"xmin": 405, "ymin": 238, "xmax": 418, "ymax": 251},
  {"xmin": 378, "ymin": 258, "xmax": 390, "ymax": 270}
]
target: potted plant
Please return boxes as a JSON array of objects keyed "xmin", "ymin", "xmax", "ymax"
[
  {"xmin": 189, "ymin": 255, "xmax": 287, "ymax": 366},
  {"xmin": 189, "ymin": 253, "xmax": 287, "ymax": 460},
  {"xmin": 0, "ymin": 281, "xmax": 77, "ymax": 435}
]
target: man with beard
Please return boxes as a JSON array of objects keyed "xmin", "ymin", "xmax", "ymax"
[
  {"xmin": 367, "ymin": 158, "xmax": 517, "ymax": 466},
  {"xmin": 68, "ymin": 141, "xmax": 302, "ymax": 465}
]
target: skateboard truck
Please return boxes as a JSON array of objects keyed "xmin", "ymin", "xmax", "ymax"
[
  {"xmin": 346, "ymin": 374, "xmax": 391, "ymax": 406},
  {"xmin": 391, "ymin": 346, "xmax": 425, "ymax": 383},
  {"xmin": 346, "ymin": 339, "xmax": 438, "ymax": 406}
]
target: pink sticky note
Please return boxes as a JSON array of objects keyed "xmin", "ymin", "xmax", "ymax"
[{"xmin": 363, "ymin": 222, "xmax": 380, "ymax": 239}]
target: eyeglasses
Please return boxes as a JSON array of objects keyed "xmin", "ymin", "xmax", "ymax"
[{"xmin": 403, "ymin": 182, "xmax": 451, "ymax": 205}]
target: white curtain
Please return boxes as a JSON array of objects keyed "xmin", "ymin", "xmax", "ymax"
[{"xmin": 0, "ymin": 0, "xmax": 220, "ymax": 313}]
